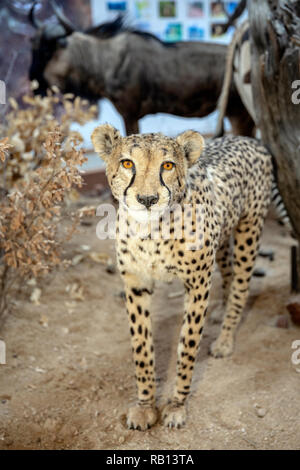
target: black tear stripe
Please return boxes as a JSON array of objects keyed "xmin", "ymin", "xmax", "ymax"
[
  {"xmin": 132, "ymin": 287, "xmax": 153, "ymax": 296},
  {"xmin": 123, "ymin": 166, "xmax": 136, "ymax": 205},
  {"xmin": 159, "ymin": 167, "xmax": 171, "ymax": 204}
]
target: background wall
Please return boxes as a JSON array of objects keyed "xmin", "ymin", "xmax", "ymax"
[
  {"xmin": 91, "ymin": 0, "xmax": 241, "ymax": 42},
  {"xmin": 0, "ymin": 1, "xmax": 247, "ymax": 169},
  {"xmin": 75, "ymin": 0, "xmax": 247, "ymax": 169},
  {"xmin": 0, "ymin": 0, "xmax": 91, "ymax": 107}
]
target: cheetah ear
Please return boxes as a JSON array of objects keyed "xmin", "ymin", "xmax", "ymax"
[
  {"xmin": 176, "ymin": 130, "xmax": 205, "ymax": 167},
  {"xmin": 91, "ymin": 124, "xmax": 121, "ymax": 162}
]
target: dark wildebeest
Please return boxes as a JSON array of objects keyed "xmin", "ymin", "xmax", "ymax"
[{"xmin": 29, "ymin": 1, "xmax": 254, "ymax": 136}]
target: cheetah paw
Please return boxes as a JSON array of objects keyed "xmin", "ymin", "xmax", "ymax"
[
  {"xmin": 127, "ymin": 405, "xmax": 158, "ymax": 431},
  {"xmin": 162, "ymin": 402, "xmax": 187, "ymax": 429},
  {"xmin": 209, "ymin": 336, "xmax": 234, "ymax": 358}
]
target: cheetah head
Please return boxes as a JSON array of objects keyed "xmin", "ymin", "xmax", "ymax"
[{"xmin": 91, "ymin": 124, "xmax": 205, "ymax": 222}]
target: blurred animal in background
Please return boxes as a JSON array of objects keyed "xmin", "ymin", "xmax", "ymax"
[
  {"xmin": 29, "ymin": 0, "xmax": 255, "ymax": 136},
  {"xmin": 215, "ymin": 20, "xmax": 255, "ymax": 137}
]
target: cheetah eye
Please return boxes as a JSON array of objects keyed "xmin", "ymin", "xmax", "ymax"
[
  {"xmin": 121, "ymin": 160, "xmax": 134, "ymax": 169},
  {"xmin": 162, "ymin": 161, "xmax": 175, "ymax": 171}
]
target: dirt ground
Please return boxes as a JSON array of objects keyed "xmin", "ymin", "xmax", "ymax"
[{"xmin": 0, "ymin": 207, "xmax": 299, "ymax": 450}]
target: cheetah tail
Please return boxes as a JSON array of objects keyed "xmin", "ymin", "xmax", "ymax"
[{"xmin": 271, "ymin": 181, "xmax": 291, "ymax": 229}]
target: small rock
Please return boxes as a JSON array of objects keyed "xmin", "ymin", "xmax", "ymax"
[
  {"xmin": 30, "ymin": 287, "xmax": 42, "ymax": 305},
  {"xmin": 275, "ymin": 314, "xmax": 290, "ymax": 329},
  {"xmin": 106, "ymin": 263, "xmax": 116, "ymax": 274},
  {"xmin": 59, "ymin": 424, "xmax": 77, "ymax": 438},
  {"xmin": 258, "ymin": 248, "xmax": 274, "ymax": 261},
  {"xmin": 80, "ymin": 245, "xmax": 91, "ymax": 251},
  {"xmin": 34, "ymin": 367, "xmax": 46, "ymax": 374},
  {"xmin": 80, "ymin": 220, "xmax": 93, "ymax": 226},
  {"xmin": 253, "ymin": 267, "xmax": 266, "ymax": 277},
  {"xmin": 79, "ymin": 357, "xmax": 87, "ymax": 370},
  {"xmin": 168, "ymin": 290, "xmax": 185, "ymax": 299},
  {"xmin": 116, "ymin": 290, "xmax": 126, "ymax": 300},
  {"xmin": 286, "ymin": 302, "xmax": 300, "ymax": 326},
  {"xmin": 255, "ymin": 407, "xmax": 266, "ymax": 418},
  {"xmin": 44, "ymin": 418, "xmax": 58, "ymax": 432}
]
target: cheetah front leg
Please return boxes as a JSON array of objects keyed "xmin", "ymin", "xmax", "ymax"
[
  {"xmin": 122, "ymin": 273, "xmax": 158, "ymax": 431},
  {"xmin": 163, "ymin": 265, "xmax": 213, "ymax": 428}
]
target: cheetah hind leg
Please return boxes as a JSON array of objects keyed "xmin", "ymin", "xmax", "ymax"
[
  {"xmin": 210, "ymin": 238, "xmax": 233, "ymax": 324},
  {"xmin": 210, "ymin": 220, "xmax": 263, "ymax": 358}
]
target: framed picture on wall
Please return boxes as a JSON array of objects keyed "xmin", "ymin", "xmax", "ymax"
[
  {"xmin": 134, "ymin": 0, "xmax": 152, "ymax": 19},
  {"xmin": 210, "ymin": 1, "xmax": 226, "ymax": 19},
  {"xmin": 106, "ymin": 1, "xmax": 127, "ymax": 12},
  {"xmin": 164, "ymin": 23, "xmax": 182, "ymax": 41},
  {"xmin": 211, "ymin": 22, "xmax": 227, "ymax": 37},
  {"xmin": 187, "ymin": 25, "xmax": 205, "ymax": 40},
  {"xmin": 159, "ymin": 1, "xmax": 177, "ymax": 18},
  {"xmin": 187, "ymin": 1, "xmax": 204, "ymax": 18}
]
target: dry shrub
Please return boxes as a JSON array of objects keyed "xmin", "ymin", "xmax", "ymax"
[
  {"xmin": 0, "ymin": 85, "xmax": 97, "ymax": 323},
  {"xmin": 0, "ymin": 82, "xmax": 97, "ymax": 188}
]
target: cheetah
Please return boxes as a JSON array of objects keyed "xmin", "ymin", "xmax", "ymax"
[{"xmin": 91, "ymin": 125, "xmax": 274, "ymax": 430}]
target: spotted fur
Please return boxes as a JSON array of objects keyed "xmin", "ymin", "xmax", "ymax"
[{"xmin": 91, "ymin": 125, "xmax": 273, "ymax": 430}]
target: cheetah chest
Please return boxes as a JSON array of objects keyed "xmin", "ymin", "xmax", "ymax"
[{"xmin": 117, "ymin": 238, "xmax": 180, "ymax": 281}]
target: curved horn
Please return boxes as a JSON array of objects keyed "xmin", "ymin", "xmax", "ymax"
[
  {"xmin": 29, "ymin": 1, "xmax": 43, "ymax": 29},
  {"xmin": 50, "ymin": 0, "xmax": 76, "ymax": 34}
]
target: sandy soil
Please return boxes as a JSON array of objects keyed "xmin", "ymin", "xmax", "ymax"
[{"xmin": 0, "ymin": 207, "xmax": 299, "ymax": 450}]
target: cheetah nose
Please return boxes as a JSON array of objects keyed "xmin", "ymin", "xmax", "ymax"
[{"xmin": 137, "ymin": 194, "xmax": 159, "ymax": 209}]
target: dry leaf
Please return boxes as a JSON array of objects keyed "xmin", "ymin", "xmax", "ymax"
[
  {"xmin": 88, "ymin": 252, "xmax": 109, "ymax": 264},
  {"xmin": 67, "ymin": 282, "xmax": 85, "ymax": 301},
  {"xmin": 39, "ymin": 314, "xmax": 49, "ymax": 328},
  {"xmin": 67, "ymin": 188, "xmax": 80, "ymax": 202},
  {"xmin": 65, "ymin": 301, "xmax": 77, "ymax": 309},
  {"xmin": 72, "ymin": 254, "xmax": 84, "ymax": 266}
]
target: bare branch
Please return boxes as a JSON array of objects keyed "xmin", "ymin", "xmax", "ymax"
[{"xmin": 220, "ymin": 0, "xmax": 247, "ymax": 34}]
